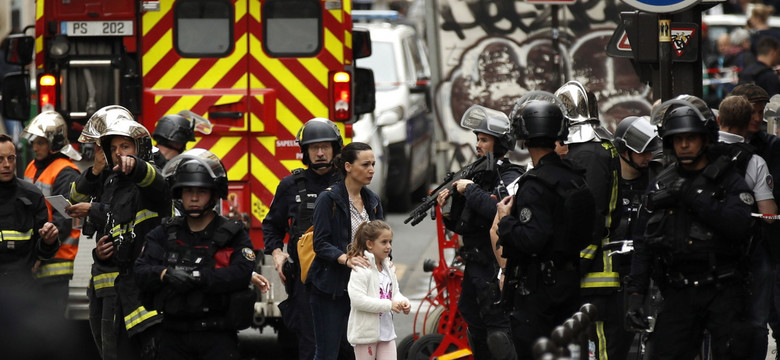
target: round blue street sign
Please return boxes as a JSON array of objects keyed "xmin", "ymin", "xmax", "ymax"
[{"xmin": 621, "ymin": 0, "xmax": 700, "ymax": 13}]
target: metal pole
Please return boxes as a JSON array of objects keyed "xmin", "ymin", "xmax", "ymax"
[{"xmin": 658, "ymin": 17, "xmax": 672, "ymax": 100}]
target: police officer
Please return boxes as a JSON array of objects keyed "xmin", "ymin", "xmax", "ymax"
[
  {"xmin": 151, "ymin": 114, "xmax": 196, "ymax": 169},
  {"xmin": 495, "ymin": 92, "xmax": 595, "ymax": 359},
  {"xmin": 262, "ymin": 118, "xmax": 342, "ymax": 360},
  {"xmin": 135, "ymin": 149, "xmax": 256, "ymax": 359},
  {"xmin": 626, "ymin": 98, "xmax": 755, "ymax": 359},
  {"xmin": 437, "ymin": 105, "xmax": 524, "ymax": 360},
  {"xmin": 715, "ymin": 95, "xmax": 777, "ymax": 359},
  {"xmin": 610, "ymin": 115, "xmax": 662, "ymax": 358},
  {"xmin": 71, "ymin": 116, "xmax": 171, "ymax": 360},
  {"xmin": 19, "ymin": 111, "xmax": 82, "ymax": 319},
  {"xmin": 555, "ymin": 81, "xmax": 622, "ymax": 360}
]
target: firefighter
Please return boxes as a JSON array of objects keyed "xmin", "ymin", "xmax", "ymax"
[
  {"xmin": 262, "ymin": 117, "xmax": 342, "ymax": 360},
  {"xmin": 610, "ymin": 115, "xmax": 662, "ymax": 358},
  {"xmin": 20, "ymin": 111, "xmax": 82, "ymax": 319},
  {"xmin": 70, "ymin": 116, "xmax": 171, "ymax": 360},
  {"xmin": 436, "ymin": 105, "xmax": 524, "ymax": 360},
  {"xmin": 554, "ymin": 81, "xmax": 622, "ymax": 360},
  {"xmin": 151, "ymin": 114, "xmax": 196, "ymax": 169},
  {"xmin": 626, "ymin": 98, "xmax": 755, "ymax": 359},
  {"xmin": 495, "ymin": 93, "xmax": 595, "ymax": 359},
  {"xmin": 135, "ymin": 149, "xmax": 256, "ymax": 359}
]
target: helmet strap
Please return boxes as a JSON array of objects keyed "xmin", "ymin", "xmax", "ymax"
[{"xmin": 310, "ymin": 162, "xmax": 333, "ymax": 170}]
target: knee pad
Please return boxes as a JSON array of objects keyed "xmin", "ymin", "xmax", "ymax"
[{"xmin": 487, "ymin": 329, "xmax": 517, "ymax": 360}]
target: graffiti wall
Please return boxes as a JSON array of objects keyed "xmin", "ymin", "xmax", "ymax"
[{"xmin": 430, "ymin": 0, "xmax": 653, "ymax": 164}]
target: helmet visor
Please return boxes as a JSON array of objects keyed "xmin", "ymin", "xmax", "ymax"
[
  {"xmin": 178, "ymin": 110, "xmax": 213, "ymax": 135},
  {"xmin": 510, "ymin": 91, "xmax": 567, "ymax": 120},
  {"xmin": 765, "ymin": 94, "xmax": 780, "ymax": 123},
  {"xmin": 460, "ymin": 105, "xmax": 511, "ymax": 136},
  {"xmin": 623, "ymin": 118, "xmax": 660, "ymax": 153}
]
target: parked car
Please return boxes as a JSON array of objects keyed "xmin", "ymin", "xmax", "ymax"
[{"xmin": 353, "ymin": 12, "xmax": 434, "ymax": 211}]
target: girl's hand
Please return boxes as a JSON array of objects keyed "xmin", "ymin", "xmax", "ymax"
[
  {"xmin": 391, "ymin": 301, "xmax": 404, "ymax": 313},
  {"xmin": 401, "ymin": 301, "xmax": 411, "ymax": 314}
]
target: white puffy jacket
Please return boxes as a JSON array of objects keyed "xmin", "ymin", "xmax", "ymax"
[{"xmin": 347, "ymin": 251, "xmax": 409, "ymax": 344}]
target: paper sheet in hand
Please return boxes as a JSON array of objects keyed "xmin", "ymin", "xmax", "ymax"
[{"xmin": 45, "ymin": 195, "xmax": 72, "ymax": 219}]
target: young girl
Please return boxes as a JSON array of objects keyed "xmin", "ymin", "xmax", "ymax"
[{"xmin": 346, "ymin": 220, "xmax": 411, "ymax": 360}]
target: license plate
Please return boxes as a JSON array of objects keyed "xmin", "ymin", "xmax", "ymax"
[{"xmin": 61, "ymin": 21, "xmax": 133, "ymax": 36}]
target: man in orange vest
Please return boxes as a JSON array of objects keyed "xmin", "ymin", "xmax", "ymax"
[{"xmin": 22, "ymin": 110, "xmax": 82, "ymax": 318}]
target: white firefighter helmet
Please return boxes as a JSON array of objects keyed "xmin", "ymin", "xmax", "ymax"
[
  {"xmin": 554, "ymin": 81, "xmax": 612, "ymax": 144},
  {"xmin": 22, "ymin": 110, "xmax": 82, "ymax": 161}
]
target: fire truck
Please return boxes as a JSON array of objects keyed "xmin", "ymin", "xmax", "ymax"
[{"xmin": 1, "ymin": 0, "xmax": 374, "ymax": 338}]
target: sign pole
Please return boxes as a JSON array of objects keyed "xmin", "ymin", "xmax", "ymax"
[{"xmin": 658, "ymin": 17, "xmax": 673, "ymax": 101}]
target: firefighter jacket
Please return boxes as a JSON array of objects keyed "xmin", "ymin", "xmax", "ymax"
[
  {"xmin": 0, "ymin": 177, "xmax": 59, "ymax": 286},
  {"xmin": 307, "ymin": 181, "xmax": 384, "ymax": 296},
  {"xmin": 70, "ymin": 156, "xmax": 171, "ymax": 336},
  {"xmin": 498, "ymin": 152, "xmax": 595, "ymax": 303},
  {"xmin": 612, "ymin": 173, "xmax": 650, "ymax": 276},
  {"xmin": 627, "ymin": 157, "xmax": 754, "ymax": 295},
  {"xmin": 566, "ymin": 140, "xmax": 622, "ymax": 293},
  {"xmin": 135, "ymin": 215, "xmax": 255, "ymax": 329},
  {"xmin": 24, "ymin": 154, "xmax": 81, "ymax": 282},
  {"xmin": 262, "ymin": 167, "xmax": 339, "ymax": 262}
]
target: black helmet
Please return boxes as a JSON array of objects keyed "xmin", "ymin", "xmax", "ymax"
[
  {"xmin": 152, "ymin": 114, "xmax": 195, "ymax": 152},
  {"xmin": 613, "ymin": 116, "xmax": 661, "ymax": 154},
  {"xmin": 510, "ymin": 91, "xmax": 569, "ymax": 141},
  {"xmin": 296, "ymin": 118, "xmax": 343, "ymax": 166},
  {"xmin": 163, "ymin": 149, "xmax": 228, "ymax": 216},
  {"xmin": 460, "ymin": 105, "xmax": 515, "ymax": 157},
  {"xmin": 651, "ymin": 97, "xmax": 719, "ymax": 150}
]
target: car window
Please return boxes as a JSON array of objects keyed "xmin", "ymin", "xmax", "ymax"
[
  {"xmin": 262, "ymin": 0, "xmax": 322, "ymax": 57},
  {"xmin": 402, "ymin": 38, "xmax": 418, "ymax": 85},
  {"xmin": 174, "ymin": 0, "xmax": 233, "ymax": 57},
  {"xmin": 357, "ymin": 42, "xmax": 399, "ymax": 88}
]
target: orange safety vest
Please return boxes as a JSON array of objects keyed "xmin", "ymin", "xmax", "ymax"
[{"xmin": 24, "ymin": 158, "xmax": 81, "ymax": 279}]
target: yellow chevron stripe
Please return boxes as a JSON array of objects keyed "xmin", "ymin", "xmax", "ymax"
[
  {"xmin": 344, "ymin": 29, "xmax": 353, "ymax": 65},
  {"xmin": 251, "ymin": 191, "xmax": 268, "ymax": 223},
  {"xmin": 152, "ymin": 55, "xmax": 199, "ymax": 90},
  {"xmin": 249, "ymin": 35, "xmax": 327, "ymax": 116},
  {"xmin": 156, "ymin": 94, "xmax": 200, "ymax": 118},
  {"xmin": 228, "ymin": 152, "xmax": 249, "ymax": 181},
  {"xmin": 323, "ymin": 27, "xmax": 344, "ymax": 64},
  {"xmin": 143, "ymin": 29, "xmax": 173, "ymax": 77},
  {"xmin": 298, "ymin": 58, "xmax": 329, "ymax": 88},
  {"xmin": 209, "ymin": 136, "xmax": 242, "ymax": 160},
  {"xmin": 251, "ymin": 151, "xmax": 280, "ymax": 196},
  {"xmin": 192, "ymin": 33, "xmax": 247, "ymax": 89},
  {"xmin": 142, "ymin": 0, "xmax": 172, "ymax": 36}
]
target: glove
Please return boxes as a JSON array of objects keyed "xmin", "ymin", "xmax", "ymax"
[
  {"xmin": 163, "ymin": 267, "xmax": 200, "ymax": 293},
  {"xmin": 625, "ymin": 293, "xmax": 650, "ymax": 331}
]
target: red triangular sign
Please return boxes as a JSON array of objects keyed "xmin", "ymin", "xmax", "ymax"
[
  {"xmin": 671, "ymin": 28, "xmax": 696, "ymax": 56},
  {"xmin": 618, "ymin": 31, "xmax": 631, "ymax": 51}
]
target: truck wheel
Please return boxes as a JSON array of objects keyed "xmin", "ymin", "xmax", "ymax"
[
  {"xmin": 408, "ymin": 334, "xmax": 458, "ymax": 360},
  {"xmin": 396, "ymin": 334, "xmax": 416, "ymax": 360}
]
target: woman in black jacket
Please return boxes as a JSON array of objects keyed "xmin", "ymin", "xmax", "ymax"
[{"xmin": 307, "ymin": 142, "xmax": 384, "ymax": 360}]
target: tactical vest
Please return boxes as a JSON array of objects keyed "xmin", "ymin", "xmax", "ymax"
[
  {"xmin": 291, "ymin": 168, "xmax": 319, "ymax": 237},
  {"xmin": 24, "ymin": 158, "xmax": 81, "ymax": 280}
]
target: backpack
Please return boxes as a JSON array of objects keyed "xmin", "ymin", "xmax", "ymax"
[
  {"xmin": 297, "ymin": 188, "xmax": 336, "ymax": 283},
  {"xmin": 297, "ymin": 226, "xmax": 316, "ymax": 283}
]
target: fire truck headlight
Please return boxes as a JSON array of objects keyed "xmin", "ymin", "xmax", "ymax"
[{"xmin": 49, "ymin": 35, "xmax": 70, "ymax": 59}]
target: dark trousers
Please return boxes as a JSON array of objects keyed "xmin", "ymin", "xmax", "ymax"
[
  {"xmin": 309, "ymin": 287, "xmax": 354, "ymax": 360},
  {"xmin": 647, "ymin": 282, "xmax": 747, "ymax": 360},
  {"xmin": 35, "ymin": 279, "xmax": 69, "ymax": 319},
  {"xmin": 157, "ymin": 329, "xmax": 240, "ymax": 360},
  {"xmin": 582, "ymin": 291, "xmax": 634, "ymax": 360},
  {"xmin": 459, "ymin": 262, "xmax": 513, "ymax": 359},
  {"xmin": 279, "ymin": 277, "xmax": 316, "ymax": 360},
  {"xmin": 89, "ymin": 290, "xmax": 118, "ymax": 360}
]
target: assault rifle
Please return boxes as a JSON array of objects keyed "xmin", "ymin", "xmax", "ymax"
[{"xmin": 404, "ymin": 152, "xmax": 496, "ymax": 226}]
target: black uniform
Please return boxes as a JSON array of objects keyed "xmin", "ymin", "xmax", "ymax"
[
  {"xmin": 498, "ymin": 152, "xmax": 595, "ymax": 359},
  {"xmin": 262, "ymin": 166, "xmax": 339, "ymax": 360},
  {"xmin": 445, "ymin": 159, "xmax": 523, "ymax": 360},
  {"xmin": 71, "ymin": 157, "xmax": 171, "ymax": 360},
  {"xmin": 0, "ymin": 177, "xmax": 64, "ymax": 359},
  {"xmin": 135, "ymin": 215, "xmax": 256, "ymax": 360},
  {"xmin": 628, "ymin": 155, "xmax": 755, "ymax": 359}
]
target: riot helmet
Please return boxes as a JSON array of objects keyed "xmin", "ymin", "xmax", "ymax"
[
  {"xmin": 554, "ymin": 81, "xmax": 612, "ymax": 143},
  {"xmin": 460, "ymin": 105, "xmax": 515, "ymax": 157},
  {"xmin": 163, "ymin": 149, "xmax": 228, "ymax": 216},
  {"xmin": 613, "ymin": 116, "xmax": 661, "ymax": 154},
  {"xmin": 99, "ymin": 118, "xmax": 153, "ymax": 168},
  {"xmin": 152, "ymin": 114, "xmax": 195, "ymax": 153},
  {"xmin": 23, "ymin": 110, "xmax": 82, "ymax": 160},
  {"xmin": 651, "ymin": 97, "xmax": 718, "ymax": 163},
  {"xmin": 510, "ymin": 91, "xmax": 569, "ymax": 142},
  {"xmin": 80, "ymin": 105, "xmax": 134, "ymax": 144},
  {"xmin": 295, "ymin": 118, "xmax": 343, "ymax": 168}
]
